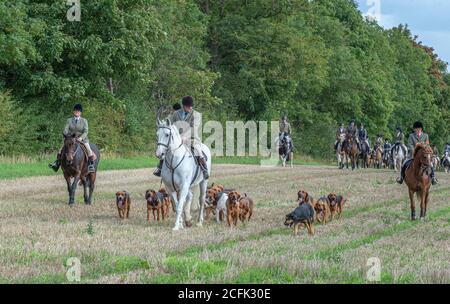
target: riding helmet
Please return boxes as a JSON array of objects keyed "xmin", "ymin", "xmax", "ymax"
[
  {"xmin": 73, "ymin": 104, "xmax": 83, "ymax": 112},
  {"xmin": 396, "ymin": 126, "xmax": 402, "ymax": 132},
  {"xmin": 182, "ymin": 96, "xmax": 194, "ymax": 107},
  {"xmin": 173, "ymin": 103, "xmax": 182, "ymax": 111},
  {"xmin": 413, "ymin": 121, "xmax": 423, "ymax": 129}
]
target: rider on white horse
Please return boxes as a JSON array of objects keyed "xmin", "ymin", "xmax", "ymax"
[
  {"xmin": 335, "ymin": 123, "xmax": 346, "ymax": 151},
  {"xmin": 393, "ymin": 127, "xmax": 407, "ymax": 156},
  {"xmin": 279, "ymin": 115, "xmax": 293, "ymax": 150},
  {"xmin": 154, "ymin": 96, "xmax": 209, "ymax": 179}
]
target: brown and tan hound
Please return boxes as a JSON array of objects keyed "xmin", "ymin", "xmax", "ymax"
[
  {"xmin": 238, "ymin": 193, "xmax": 254, "ymax": 223},
  {"xmin": 145, "ymin": 188, "xmax": 172, "ymax": 222},
  {"xmin": 116, "ymin": 191, "xmax": 131, "ymax": 219},
  {"xmin": 226, "ymin": 191, "xmax": 241, "ymax": 227},
  {"xmin": 327, "ymin": 193, "xmax": 346, "ymax": 220}
]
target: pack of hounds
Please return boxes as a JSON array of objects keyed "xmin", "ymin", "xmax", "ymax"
[{"xmin": 115, "ymin": 185, "xmax": 346, "ymax": 236}]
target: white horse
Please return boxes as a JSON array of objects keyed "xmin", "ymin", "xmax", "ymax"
[
  {"xmin": 336, "ymin": 134, "xmax": 345, "ymax": 169},
  {"xmin": 442, "ymin": 153, "xmax": 450, "ymax": 173},
  {"xmin": 155, "ymin": 117, "xmax": 211, "ymax": 231},
  {"xmin": 392, "ymin": 144, "xmax": 406, "ymax": 172}
]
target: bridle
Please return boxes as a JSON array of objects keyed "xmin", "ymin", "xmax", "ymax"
[
  {"xmin": 63, "ymin": 138, "xmax": 80, "ymax": 163},
  {"xmin": 156, "ymin": 124, "xmax": 199, "ymax": 191}
]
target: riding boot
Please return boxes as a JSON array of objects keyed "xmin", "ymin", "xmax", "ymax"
[
  {"xmin": 198, "ymin": 157, "xmax": 209, "ymax": 179},
  {"xmin": 153, "ymin": 159, "xmax": 164, "ymax": 177},
  {"xmin": 87, "ymin": 156, "xmax": 96, "ymax": 173},
  {"xmin": 430, "ymin": 167, "xmax": 438, "ymax": 185},
  {"xmin": 396, "ymin": 162, "xmax": 407, "ymax": 184},
  {"xmin": 48, "ymin": 154, "xmax": 61, "ymax": 172}
]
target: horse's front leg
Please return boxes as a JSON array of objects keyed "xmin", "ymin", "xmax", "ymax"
[
  {"xmin": 420, "ymin": 189, "xmax": 427, "ymax": 219},
  {"xmin": 82, "ymin": 179, "xmax": 89, "ymax": 204},
  {"xmin": 183, "ymin": 190, "xmax": 194, "ymax": 227},
  {"xmin": 408, "ymin": 189, "xmax": 416, "ymax": 221},
  {"xmin": 172, "ymin": 188, "xmax": 188, "ymax": 231},
  {"xmin": 423, "ymin": 189, "xmax": 430, "ymax": 218},
  {"xmin": 69, "ymin": 176, "xmax": 80, "ymax": 205},
  {"xmin": 65, "ymin": 176, "xmax": 74, "ymax": 205}
]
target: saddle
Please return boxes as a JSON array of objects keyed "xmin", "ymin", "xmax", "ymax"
[
  {"xmin": 77, "ymin": 141, "xmax": 90, "ymax": 159},
  {"xmin": 188, "ymin": 145, "xmax": 208, "ymax": 166}
]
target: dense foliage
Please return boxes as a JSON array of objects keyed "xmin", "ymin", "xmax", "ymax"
[{"xmin": 1, "ymin": 0, "xmax": 448, "ymax": 158}]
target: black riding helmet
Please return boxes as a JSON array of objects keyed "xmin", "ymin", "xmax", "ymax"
[
  {"xmin": 413, "ymin": 121, "xmax": 423, "ymax": 129},
  {"xmin": 73, "ymin": 104, "xmax": 83, "ymax": 112},
  {"xmin": 396, "ymin": 126, "xmax": 402, "ymax": 132},
  {"xmin": 182, "ymin": 96, "xmax": 194, "ymax": 107},
  {"xmin": 173, "ymin": 103, "xmax": 182, "ymax": 111}
]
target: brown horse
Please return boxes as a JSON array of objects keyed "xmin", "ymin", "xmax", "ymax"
[
  {"xmin": 61, "ymin": 134, "xmax": 100, "ymax": 205},
  {"xmin": 343, "ymin": 134, "xmax": 359, "ymax": 170},
  {"xmin": 374, "ymin": 145, "xmax": 383, "ymax": 169},
  {"xmin": 404, "ymin": 143, "xmax": 433, "ymax": 220}
]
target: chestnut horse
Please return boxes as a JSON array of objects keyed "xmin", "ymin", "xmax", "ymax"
[
  {"xmin": 343, "ymin": 134, "xmax": 359, "ymax": 170},
  {"xmin": 404, "ymin": 143, "xmax": 433, "ymax": 220}
]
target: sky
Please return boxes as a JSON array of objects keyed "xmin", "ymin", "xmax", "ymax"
[{"xmin": 356, "ymin": 0, "xmax": 450, "ymax": 70}]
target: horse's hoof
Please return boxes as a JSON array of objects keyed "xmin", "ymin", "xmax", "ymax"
[
  {"xmin": 196, "ymin": 222, "xmax": 203, "ymax": 227},
  {"xmin": 185, "ymin": 220, "xmax": 193, "ymax": 228},
  {"xmin": 172, "ymin": 226, "xmax": 181, "ymax": 231}
]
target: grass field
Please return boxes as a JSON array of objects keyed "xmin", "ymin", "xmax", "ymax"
[
  {"xmin": 0, "ymin": 155, "xmax": 329, "ymax": 180},
  {"xmin": 0, "ymin": 164, "xmax": 448, "ymax": 283}
]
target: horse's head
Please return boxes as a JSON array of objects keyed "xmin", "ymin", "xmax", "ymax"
[
  {"xmin": 155, "ymin": 108, "xmax": 182, "ymax": 159},
  {"xmin": 414, "ymin": 144, "xmax": 433, "ymax": 168},
  {"xmin": 63, "ymin": 133, "xmax": 77, "ymax": 164}
]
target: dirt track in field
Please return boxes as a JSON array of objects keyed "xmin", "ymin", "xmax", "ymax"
[{"xmin": 0, "ymin": 164, "xmax": 449, "ymax": 283}]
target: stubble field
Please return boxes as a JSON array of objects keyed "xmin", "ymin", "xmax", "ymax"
[{"xmin": 0, "ymin": 164, "xmax": 449, "ymax": 283}]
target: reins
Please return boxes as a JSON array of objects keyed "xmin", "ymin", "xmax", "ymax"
[{"xmin": 157, "ymin": 125, "xmax": 201, "ymax": 192}]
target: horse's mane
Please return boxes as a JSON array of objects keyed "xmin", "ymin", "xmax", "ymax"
[{"xmin": 413, "ymin": 143, "xmax": 432, "ymax": 158}]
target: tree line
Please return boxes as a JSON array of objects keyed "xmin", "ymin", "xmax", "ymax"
[{"xmin": 1, "ymin": 0, "xmax": 449, "ymax": 158}]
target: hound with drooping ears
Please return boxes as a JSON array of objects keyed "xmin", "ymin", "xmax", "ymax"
[
  {"xmin": 226, "ymin": 191, "xmax": 241, "ymax": 227},
  {"xmin": 145, "ymin": 188, "xmax": 172, "ymax": 222},
  {"xmin": 116, "ymin": 191, "xmax": 131, "ymax": 219},
  {"xmin": 327, "ymin": 193, "xmax": 346, "ymax": 220}
]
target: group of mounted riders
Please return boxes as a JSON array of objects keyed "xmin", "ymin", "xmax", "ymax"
[
  {"xmin": 48, "ymin": 100, "xmax": 447, "ymax": 212},
  {"xmin": 334, "ymin": 120, "xmax": 449, "ymax": 185}
]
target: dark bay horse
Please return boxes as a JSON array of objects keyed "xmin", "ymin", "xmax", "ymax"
[
  {"xmin": 61, "ymin": 134, "xmax": 100, "ymax": 205},
  {"xmin": 404, "ymin": 143, "xmax": 433, "ymax": 220},
  {"xmin": 343, "ymin": 134, "xmax": 359, "ymax": 170},
  {"xmin": 359, "ymin": 141, "xmax": 370, "ymax": 169}
]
